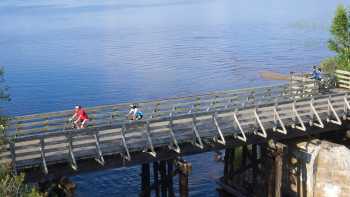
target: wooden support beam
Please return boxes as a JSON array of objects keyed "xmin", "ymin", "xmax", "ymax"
[
  {"xmin": 160, "ymin": 160, "xmax": 167, "ymax": 197},
  {"xmin": 212, "ymin": 113, "xmax": 226, "ymax": 145},
  {"xmin": 273, "ymin": 103, "xmax": 287, "ymax": 134},
  {"xmin": 167, "ymin": 160, "xmax": 175, "ymax": 197},
  {"xmin": 229, "ymin": 148, "xmax": 236, "ymax": 179},
  {"xmin": 94, "ymin": 132, "xmax": 104, "ymax": 166},
  {"xmin": 191, "ymin": 116, "xmax": 204, "ymax": 149},
  {"xmin": 309, "ymin": 98, "xmax": 324, "ymax": 128},
  {"xmin": 252, "ymin": 144, "xmax": 258, "ymax": 186},
  {"xmin": 178, "ymin": 160, "xmax": 191, "ymax": 197},
  {"xmin": 120, "ymin": 125, "xmax": 131, "ymax": 161},
  {"xmin": 292, "ymin": 101, "xmax": 306, "ymax": 131},
  {"xmin": 233, "ymin": 112, "xmax": 247, "ymax": 142},
  {"xmin": 327, "ymin": 96, "xmax": 342, "ymax": 125},
  {"xmin": 254, "ymin": 108, "xmax": 267, "ymax": 138},
  {"xmin": 168, "ymin": 116, "xmax": 181, "ymax": 154},
  {"xmin": 40, "ymin": 137, "xmax": 48, "ymax": 174},
  {"xmin": 141, "ymin": 163, "xmax": 151, "ymax": 197},
  {"xmin": 66, "ymin": 131, "xmax": 78, "ymax": 171},
  {"xmin": 343, "ymin": 94, "xmax": 350, "ymax": 120},
  {"xmin": 143, "ymin": 121, "xmax": 156, "ymax": 157},
  {"xmin": 274, "ymin": 147, "xmax": 283, "ymax": 197},
  {"xmin": 242, "ymin": 146, "xmax": 248, "ymax": 167},
  {"xmin": 224, "ymin": 149, "xmax": 230, "ymax": 183},
  {"xmin": 153, "ymin": 162, "xmax": 160, "ymax": 197},
  {"xmin": 9, "ymin": 139, "xmax": 17, "ymax": 175},
  {"xmin": 266, "ymin": 141, "xmax": 284, "ymax": 197}
]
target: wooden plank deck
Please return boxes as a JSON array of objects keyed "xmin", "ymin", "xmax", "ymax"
[{"xmin": 3, "ymin": 83, "xmax": 350, "ymax": 179}]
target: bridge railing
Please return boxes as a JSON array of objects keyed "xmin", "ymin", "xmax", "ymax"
[
  {"xmin": 336, "ymin": 69, "xmax": 350, "ymax": 89},
  {"xmin": 289, "ymin": 72, "xmax": 317, "ymax": 97},
  {"xmin": 1, "ymin": 89, "xmax": 349, "ymax": 175},
  {"xmin": 6, "ymin": 84, "xmax": 301, "ymax": 137}
]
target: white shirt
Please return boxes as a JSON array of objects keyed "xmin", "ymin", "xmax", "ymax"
[{"xmin": 129, "ymin": 108, "xmax": 139, "ymax": 116}]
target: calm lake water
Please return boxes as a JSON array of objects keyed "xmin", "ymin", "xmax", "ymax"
[{"xmin": 1, "ymin": 0, "xmax": 349, "ymax": 196}]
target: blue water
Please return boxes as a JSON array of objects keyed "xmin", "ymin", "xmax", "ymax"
[{"xmin": 1, "ymin": 0, "xmax": 349, "ymax": 196}]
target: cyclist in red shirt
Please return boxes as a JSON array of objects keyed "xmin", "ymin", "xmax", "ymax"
[{"xmin": 70, "ymin": 105, "xmax": 89, "ymax": 129}]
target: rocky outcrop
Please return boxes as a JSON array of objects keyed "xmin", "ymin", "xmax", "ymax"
[{"xmin": 287, "ymin": 140, "xmax": 350, "ymax": 197}]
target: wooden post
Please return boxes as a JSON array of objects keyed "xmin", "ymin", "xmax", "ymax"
[
  {"xmin": 178, "ymin": 160, "xmax": 192, "ymax": 197},
  {"xmin": 267, "ymin": 141, "xmax": 284, "ymax": 197},
  {"xmin": 141, "ymin": 163, "xmax": 150, "ymax": 197},
  {"xmin": 153, "ymin": 162, "xmax": 160, "ymax": 197},
  {"xmin": 252, "ymin": 144, "xmax": 258, "ymax": 186},
  {"xmin": 223, "ymin": 148, "xmax": 236, "ymax": 185},
  {"xmin": 296, "ymin": 158, "xmax": 301, "ymax": 197},
  {"xmin": 224, "ymin": 148, "xmax": 230, "ymax": 184},
  {"xmin": 160, "ymin": 160, "xmax": 167, "ymax": 197},
  {"xmin": 274, "ymin": 147, "xmax": 283, "ymax": 197},
  {"xmin": 229, "ymin": 148, "xmax": 236, "ymax": 179},
  {"xmin": 240, "ymin": 146, "xmax": 248, "ymax": 185},
  {"xmin": 242, "ymin": 146, "xmax": 248, "ymax": 167},
  {"xmin": 167, "ymin": 160, "xmax": 174, "ymax": 197}
]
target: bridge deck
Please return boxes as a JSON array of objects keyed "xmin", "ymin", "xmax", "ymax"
[{"xmin": 2, "ymin": 81, "xmax": 350, "ymax": 179}]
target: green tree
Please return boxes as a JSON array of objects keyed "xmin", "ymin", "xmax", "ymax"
[
  {"xmin": 328, "ymin": 4, "xmax": 350, "ymax": 69},
  {"xmin": 0, "ymin": 68, "xmax": 41, "ymax": 197}
]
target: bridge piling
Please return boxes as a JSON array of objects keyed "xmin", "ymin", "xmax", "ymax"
[
  {"xmin": 167, "ymin": 160, "xmax": 174, "ymax": 197},
  {"xmin": 141, "ymin": 163, "xmax": 151, "ymax": 197},
  {"xmin": 177, "ymin": 159, "xmax": 192, "ymax": 197},
  {"xmin": 153, "ymin": 161, "xmax": 160, "ymax": 197},
  {"xmin": 160, "ymin": 160, "xmax": 167, "ymax": 197},
  {"xmin": 266, "ymin": 142, "xmax": 284, "ymax": 197},
  {"xmin": 140, "ymin": 160, "xmax": 176, "ymax": 197}
]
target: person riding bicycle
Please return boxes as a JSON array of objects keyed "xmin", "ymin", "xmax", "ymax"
[
  {"xmin": 311, "ymin": 65, "xmax": 322, "ymax": 81},
  {"xmin": 128, "ymin": 104, "xmax": 143, "ymax": 120},
  {"xmin": 70, "ymin": 105, "xmax": 89, "ymax": 129}
]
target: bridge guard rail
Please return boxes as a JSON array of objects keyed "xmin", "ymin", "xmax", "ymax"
[{"xmin": 2, "ymin": 85, "xmax": 350, "ymax": 175}]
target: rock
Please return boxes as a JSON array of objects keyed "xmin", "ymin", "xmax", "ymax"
[
  {"xmin": 313, "ymin": 142, "xmax": 350, "ymax": 197},
  {"xmin": 288, "ymin": 140, "xmax": 350, "ymax": 197}
]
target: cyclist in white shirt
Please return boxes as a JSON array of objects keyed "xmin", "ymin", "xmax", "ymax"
[{"xmin": 128, "ymin": 104, "xmax": 143, "ymax": 120}]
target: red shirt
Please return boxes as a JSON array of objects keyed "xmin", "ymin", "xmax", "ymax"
[{"xmin": 75, "ymin": 109, "xmax": 89, "ymax": 120}]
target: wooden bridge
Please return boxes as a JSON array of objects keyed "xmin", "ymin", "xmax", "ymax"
[{"xmin": 1, "ymin": 80, "xmax": 350, "ymax": 180}]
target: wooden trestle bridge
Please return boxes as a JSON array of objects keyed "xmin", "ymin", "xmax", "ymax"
[{"xmin": 2, "ymin": 79, "xmax": 350, "ymax": 181}]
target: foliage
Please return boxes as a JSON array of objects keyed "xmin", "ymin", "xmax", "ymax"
[
  {"xmin": 328, "ymin": 5, "xmax": 350, "ymax": 69},
  {"xmin": 0, "ymin": 68, "xmax": 41, "ymax": 197},
  {"xmin": 320, "ymin": 57, "xmax": 338, "ymax": 73},
  {"xmin": 0, "ymin": 165, "xmax": 41, "ymax": 197}
]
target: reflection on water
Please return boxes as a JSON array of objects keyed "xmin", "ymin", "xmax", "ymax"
[{"xmin": 1, "ymin": 0, "xmax": 349, "ymax": 196}]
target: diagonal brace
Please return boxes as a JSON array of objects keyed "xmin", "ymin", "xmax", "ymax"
[
  {"xmin": 143, "ymin": 121, "xmax": 157, "ymax": 157},
  {"xmin": 66, "ymin": 131, "xmax": 78, "ymax": 171},
  {"xmin": 309, "ymin": 99, "xmax": 324, "ymax": 128},
  {"xmin": 94, "ymin": 132, "xmax": 105, "ymax": 166},
  {"xmin": 40, "ymin": 137, "xmax": 48, "ymax": 174},
  {"xmin": 9, "ymin": 139, "xmax": 17, "ymax": 175},
  {"xmin": 292, "ymin": 102, "xmax": 306, "ymax": 131},
  {"xmin": 327, "ymin": 97, "xmax": 342, "ymax": 125},
  {"xmin": 343, "ymin": 94, "xmax": 350, "ymax": 120},
  {"xmin": 168, "ymin": 117, "xmax": 181, "ymax": 153},
  {"xmin": 273, "ymin": 106, "xmax": 287, "ymax": 134},
  {"xmin": 212, "ymin": 113, "xmax": 226, "ymax": 145},
  {"xmin": 192, "ymin": 116, "xmax": 204, "ymax": 149},
  {"xmin": 120, "ymin": 125, "xmax": 131, "ymax": 161},
  {"xmin": 233, "ymin": 112, "xmax": 247, "ymax": 142},
  {"xmin": 253, "ymin": 108, "xmax": 267, "ymax": 138}
]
